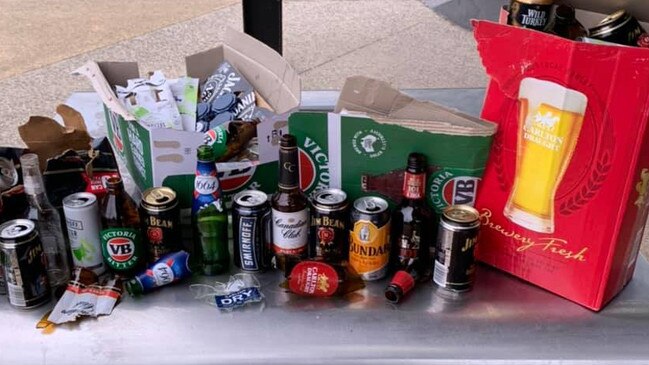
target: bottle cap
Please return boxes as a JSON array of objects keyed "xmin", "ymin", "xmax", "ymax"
[
  {"xmin": 407, "ymin": 153, "xmax": 426, "ymax": 173},
  {"xmin": 280, "ymin": 134, "xmax": 297, "ymax": 149},
  {"xmin": 385, "ymin": 270, "xmax": 416, "ymax": 304},
  {"xmin": 385, "ymin": 284, "xmax": 404, "ymax": 304},
  {"xmin": 125, "ymin": 278, "xmax": 144, "ymax": 296},
  {"xmin": 105, "ymin": 176, "xmax": 124, "ymax": 190},
  {"xmin": 555, "ymin": 4, "xmax": 575, "ymax": 22}
]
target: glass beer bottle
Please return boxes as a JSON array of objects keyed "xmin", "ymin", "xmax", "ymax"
[
  {"xmin": 192, "ymin": 145, "xmax": 229, "ymax": 275},
  {"xmin": 386, "ymin": 153, "xmax": 434, "ymax": 303},
  {"xmin": 271, "ymin": 134, "xmax": 309, "ymax": 272},
  {"xmin": 21, "ymin": 153, "xmax": 71, "ymax": 295},
  {"xmin": 100, "ymin": 177, "xmax": 144, "ymax": 276}
]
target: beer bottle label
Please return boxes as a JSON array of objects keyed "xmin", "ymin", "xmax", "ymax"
[
  {"xmin": 238, "ymin": 215, "xmax": 261, "ymax": 271},
  {"xmin": 349, "ymin": 220, "xmax": 391, "ymax": 280},
  {"xmin": 402, "ymin": 172, "xmax": 426, "ymax": 200},
  {"xmin": 272, "ymin": 208, "xmax": 309, "ymax": 255},
  {"xmin": 100, "ymin": 228, "xmax": 142, "ymax": 271},
  {"xmin": 288, "ymin": 261, "xmax": 339, "ymax": 297},
  {"xmin": 398, "ymin": 228, "xmax": 421, "ymax": 261},
  {"xmin": 508, "ymin": 1, "xmax": 552, "ymax": 31}
]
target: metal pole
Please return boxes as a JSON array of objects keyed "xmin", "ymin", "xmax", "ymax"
[{"xmin": 242, "ymin": 0, "xmax": 283, "ymax": 55}]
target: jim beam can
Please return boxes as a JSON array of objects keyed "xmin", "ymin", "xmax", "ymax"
[
  {"xmin": 310, "ymin": 189, "xmax": 349, "ymax": 262},
  {"xmin": 139, "ymin": 187, "xmax": 181, "ymax": 263},
  {"xmin": 508, "ymin": 0, "xmax": 554, "ymax": 32},
  {"xmin": 589, "ymin": 10, "xmax": 649, "ymax": 47},
  {"xmin": 232, "ymin": 190, "xmax": 272, "ymax": 272},
  {"xmin": 433, "ymin": 205, "xmax": 480, "ymax": 292},
  {"xmin": 0, "ymin": 219, "xmax": 51, "ymax": 309},
  {"xmin": 63, "ymin": 192, "xmax": 106, "ymax": 275},
  {"xmin": 349, "ymin": 196, "xmax": 391, "ymax": 281}
]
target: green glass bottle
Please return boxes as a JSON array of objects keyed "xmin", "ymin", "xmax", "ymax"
[{"xmin": 192, "ymin": 145, "xmax": 229, "ymax": 275}]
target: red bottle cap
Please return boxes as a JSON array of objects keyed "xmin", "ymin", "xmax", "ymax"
[{"xmin": 390, "ymin": 270, "xmax": 415, "ymax": 294}]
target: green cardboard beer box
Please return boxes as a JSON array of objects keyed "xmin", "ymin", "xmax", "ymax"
[
  {"xmin": 289, "ymin": 76, "xmax": 497, "ymax": 213},
  {"xmin": 74, "ymin": 28, "xmax": 301, "ymax": 207}
]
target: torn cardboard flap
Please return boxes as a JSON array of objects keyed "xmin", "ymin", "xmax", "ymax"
[
  {"xmin": 19, "ymin": 105, "xmax": 92, "ymax": 169},
  {"xmin": 186, "ymin": 27, "xmax": 301, "ymax": 115},
  {"xmin": 335, "ymin": 76, "xmax": 496, "ymax": 136},
  {"xmin": 72, "ymin": 61, "xmax": 137, "ymax": 121}
]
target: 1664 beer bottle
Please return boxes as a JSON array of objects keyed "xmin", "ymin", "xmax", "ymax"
[
  {"xmin": 192, "ymin": 145, "xmax": 229, "ymax": 275},
  {"xmin": 100, "ymin": 177, "xmax": 144, "ymax": 276},
  {"xmin": 272, "ymin": 134, "xmax": 309, "ymax": 271}
]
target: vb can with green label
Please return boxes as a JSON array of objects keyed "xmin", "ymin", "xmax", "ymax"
[{"xmin": 63, "ymin": 192, "xmax": 106, "ymax": 275}]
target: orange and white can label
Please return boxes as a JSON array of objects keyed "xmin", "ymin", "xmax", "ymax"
[{"xmin": 348, "ymin": 220, "xmax": 391, "ymax": 281}]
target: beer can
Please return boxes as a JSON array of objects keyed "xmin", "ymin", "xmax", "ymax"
[
  {"xmin": 433, "ymin": 205, "xmax": 480, "ymax": 292},
  {"xmin": 140, "ymin": 187, "xmax": 181, "ymax": 263},
  {"xmin": 232, "ymin": 190, "xmax": 271, "ymax": 272},
  {"xmin": 589, "ymin": 10, "xmax": 648, "ymax": 47},
  {"xmin": 349, "ymin": 196, "xmax": 391, "ymax": 281},
  {"xmin": 0, "ymin": 219, "xmax": 51, "ymax": 309},
  {"xmin": 63, "ymin": 192, "xmax": 106, "ymax": 275},
  {"xmin": 310, "ymin": 189, "xmax": 349, "ymax": 262}
]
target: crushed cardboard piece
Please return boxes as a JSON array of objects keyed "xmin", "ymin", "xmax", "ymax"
[{"xmin": 19, "ymin": 106, "xmax": 92, "ymax": 169}]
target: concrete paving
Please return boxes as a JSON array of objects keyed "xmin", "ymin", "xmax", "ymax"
[
  {"xmin": 0, "ymin": 0, "xmax": 239, "ymax": 80},
  {"xmin": 0, "ymin": 0, "xmax": 488, "ymax": 147}
]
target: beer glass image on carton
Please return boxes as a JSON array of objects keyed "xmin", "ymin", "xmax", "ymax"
[{"xmin": 504, "ymin": 78, "xmax": 588, "ymax": 233}]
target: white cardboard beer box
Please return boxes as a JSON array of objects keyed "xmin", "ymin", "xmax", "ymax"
[{"xmin": 75, "ymin": 28, "xmax": 301, "ymax": 207}]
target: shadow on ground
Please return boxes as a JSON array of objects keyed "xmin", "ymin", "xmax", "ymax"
[{"xmin": 421, "ymin": 0, "xmax": 502, "ymax": 29}]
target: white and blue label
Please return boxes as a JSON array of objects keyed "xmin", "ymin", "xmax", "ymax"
[
  {"xmin": 239, "ymin": 217, "xmax": 259, "ymax": 271},
  {"xmin": 214, "ymin": 287, "xmax": 262, "ymax": 310}
]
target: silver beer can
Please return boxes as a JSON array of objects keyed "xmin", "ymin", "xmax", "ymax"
[{"xmin": 63, "ymin": 192, "xmax": 106, "ymax": 275}]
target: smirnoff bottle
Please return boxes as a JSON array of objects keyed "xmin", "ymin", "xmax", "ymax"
[
  {"xmin": 385, "ymin": 153, "xmax": 434, "ymax": 304},
  {"xmin": 271, "ymin": 134, "xmax": 309, "ymax": 271},
  {"xmin": 21, "ymin": 153, "xmax": 71, "ymax": 295}
]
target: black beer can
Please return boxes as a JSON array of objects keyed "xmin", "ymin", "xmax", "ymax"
[
  {"xmin": 508, "ymin": 0, "xmax": 554, "ymax": 32},
  {"xmin": 0, "ymin": 219, "xmax": 51, "ymax": 309},
  {"xmin": 433, "ymin": 205, "xmax": 480, "ymax": 292},
  {"xmin": 589, "ymin": 10, "xmax": 648, "ymax": 47},
  {"xmin": 232, "ymin": 190, "xmax": 272, "ymax": 272},
  {"xmin": 139, "ymin": 187, "xmax": 181, "ymax": 263},
  {"xmin": 309, "ymin": 189, "xmax": 349, "ymax": 262}
]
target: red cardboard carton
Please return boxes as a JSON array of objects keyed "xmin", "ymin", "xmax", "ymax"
[{"xmin": 473, "ymin": 20, "xmax": 649, "ymax": 310}]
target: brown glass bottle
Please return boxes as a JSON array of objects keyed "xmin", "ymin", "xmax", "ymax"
[
  {"xmin": 271, "ymin": 134, "xmax": 309, "ymax": 272},
  {"xmin": 385, "ymin": 153, "xmax": 434, "ymax": 304},
  {"xmin": 99, "ymin": 177, "xmax": 144, "ymax": 276},
  {"xmin": 552, "ymin": 4, "xmax": 588, "ymax": 40},
  {"xmin": 284, "ymin": 258, "xmax": 365, "ymax": 297}
]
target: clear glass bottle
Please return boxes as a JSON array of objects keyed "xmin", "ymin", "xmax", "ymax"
[{"xmin": 21, "ymin": 153, "xmax": 71, "ymax": 294}]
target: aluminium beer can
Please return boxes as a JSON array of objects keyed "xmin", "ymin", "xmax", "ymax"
[
  {"xmin": 349, "ymin": 196, "xmax": 391, "ymax": 281},
  {"xmin": 310, "ymin": 189, "xmax": 349, "ymax": 263},
  {"xmin": 232, "ymin": 190, "xmax": 271, "ymax": 272},
  {"xmin": 63, "ymin": 192, "xmax": 106, "ymax": 275},
  {"xmin": 0, "ymin": 219, "xmax": 51, "ymax": 309},
  {"xmin": 433, "ymin": 205, "xmax": 480, "ymax": 292}
]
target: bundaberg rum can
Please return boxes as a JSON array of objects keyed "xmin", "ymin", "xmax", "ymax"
[{"xmin": 349, "ymin": 196, "xmax": 391, "ymax": 281}]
